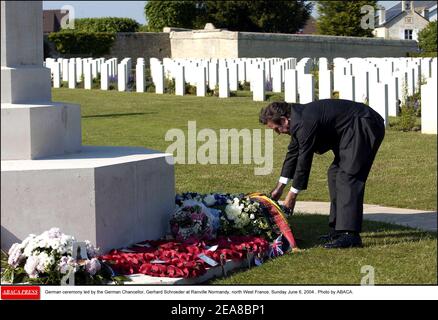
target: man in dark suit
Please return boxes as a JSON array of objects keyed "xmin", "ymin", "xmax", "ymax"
[{"xmin": 259, "ymin": 99, "xmax": 385, "ymax": 249}]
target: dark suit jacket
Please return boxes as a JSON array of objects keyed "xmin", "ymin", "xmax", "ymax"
[{"xmin": 281, "ymin": 99, "xmax": 384, "ymax": 190}]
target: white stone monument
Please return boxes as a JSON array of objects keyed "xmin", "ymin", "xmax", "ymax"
[{"xmin": 1, "ymin": 1, "xmax": 175, "ymax": 253}]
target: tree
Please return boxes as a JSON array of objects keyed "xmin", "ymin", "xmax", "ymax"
[
  {"xmin": 145, "ymin": 1, "xmax": 198, "ymax": 32},
  {"xmin": 418, "ymin": 21, "xmax": 437, "ymax": 56},
  {"xmin": 248, "ymin": 0, "xmax": 313, "ymax": 33},
  {"xmin": 197, "ymin": 1, "xmax": 257, "ymax": 32},
  {"xmin": 316, "ymin": 1, "xmax": 378, "ymax": 37},
  {"xmin": 144, "ymin": 0, "xmax": 312, "ymax": 34}
]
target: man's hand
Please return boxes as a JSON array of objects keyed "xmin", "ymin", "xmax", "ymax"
[
  {"xmin": 283, "ymin": 191, "xmax": 298, "ymax": 214},
  {"xmin": 270, "ymin": 182, "xmax": 286, "ymax": 201}
]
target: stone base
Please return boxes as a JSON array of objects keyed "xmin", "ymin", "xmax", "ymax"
[
  {"xmin": 1, "ymin": 146, "xmax": 175, "ymax": 253},
  {"xmin": 1, "ymin": 66, "xmax": 51, "ymax": 104},
  {"xmin": 123, "ymin": 258, "xmax": 249, "ymax": 285},
  {"xmin": 1, "ymin": 102, "xmax": 82, "ymax": 160}
]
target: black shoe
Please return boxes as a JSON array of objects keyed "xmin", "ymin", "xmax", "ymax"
[
  {"xmin": 318, "ymin": 228, "xmax": 340, "ymax": 242},
  {"xmin": 323, "ymin": 232, "xmax": 362, "ymax": 249}
]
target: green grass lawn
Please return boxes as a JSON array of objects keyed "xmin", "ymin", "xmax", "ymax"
[
  {"xmin": 52, "ymin": 88, "xmax": 437, "ymax": 211},
  {"xmin": 47, "ymin": 88, "xmax": 437, "ymax": 285}
]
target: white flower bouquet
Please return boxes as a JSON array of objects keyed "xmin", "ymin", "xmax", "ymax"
[
  {"xmin": 1, "ymin": 228, "xmax": 109, "ymax": 285},
  {"xmin": 175, "ymin": 193, "xmax": 276, "ymax": 240}
]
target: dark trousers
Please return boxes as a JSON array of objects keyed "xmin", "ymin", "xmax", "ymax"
[{"xmin": 328, "ymin": 115, "xmax": 385, "ymax": 233}]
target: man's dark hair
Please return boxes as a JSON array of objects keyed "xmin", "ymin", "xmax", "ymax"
[{"xmin": 259, "ymin": 102, "xmax": 292, "ymax": 125}]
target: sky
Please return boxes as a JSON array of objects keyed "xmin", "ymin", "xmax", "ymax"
[{"xmin": 43, "ymin": 1, "xmax": 401, "ymax": 25}]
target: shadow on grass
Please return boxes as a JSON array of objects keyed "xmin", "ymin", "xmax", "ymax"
[
  {"xmin": 83, "ymin": 112, "xmax": 157, "ymax": 119},
  {"xmin": 288, "ymin": 214, "xmax": 436, "ymax": 250}
]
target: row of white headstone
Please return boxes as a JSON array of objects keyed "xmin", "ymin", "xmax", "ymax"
[
  {"xmin": 45, "ymin": 56, "xmax": 437, "ymax": 134},
  {"xmin": 45, "ymin": 57, "xmax": 125, "ymax": 91},
  {"xmin": 153, "ymin": 57, "xmax": 315, "ymax": 103},
  {"xmin": 329, "ymin": 57, "xmax": 437, "ymax": 128}
]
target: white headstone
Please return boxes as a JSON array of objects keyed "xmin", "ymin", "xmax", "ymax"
[
  {"xmin": 253, "ymin": 67, "xmax": 265, "ymax": 102},
  {"xmin": 299, "ymin": 74, "xmax": 315, "ymax": 104},
  {"xmin": 62, "ymin": 59, "xmax": 69, "ymax": 82},
  {"xmin": 68, "ymin": 60, "xmax": 76, "ymax": 89},
  {"xmin": 52, "ymin": 62, "xmax": 61, "ymax": 89},
  {"xmin": 355, "ymin": 71, "xmax": 369, "ymax": 104},
  {"xmin": 421, "ymin": 58, "xmax": 432, "ymax": 78},
  {"xmin": 333, "ymin": 58, "xmax": 347, "ymax": 92},
  {"xmin": 229, "ymin": 63, "xmax": 239, "ymax": 91},
  {"xmin": 272, "ymin": 64, "xmax": 283, "ymax": 93},
  {"xmin": 76, "ymin": 58, "xmax": 83, "ymax": 83},
  {"xmin": 284, "ymin": 69, "xmax": 298, "ymax": 103},
  {"xmin": 318, "ymin": 70, "xmax": 333, "ymax": 100},
  {"xmin": 238, "ymin": 60, "xmax": 246, "ymax": 84},
  {"xmin": 136, "ymin": 62, "xmax": 145, "ymax": 93},
  {"xmin": 413, "ymin": 63, "xmax": 421, "ymax": 93},
  {"xmin": 117, "ymin": 63, "xmax": 127, "ymax": 92},
  {"xmin": 219, "ymin": 66, "xmax": 229, "ymax": 98},
  {"xmin": 155, "ymin": 64, "xmax": 165, "ymax": 94},
  {"xmin": 175, "ymin": 65, "xmax": 185, "ymax": 96},
  {"xmin": 208, "ymin": 61, "xmax": 218, "ymax": 90},
  {"xmin": 421, "ymin": 76, "xmax": 437, "ymax": 134},
  {"xmin": 319, "ymin": 58, "xmax": 329, "ymax": 72},
  {"xmin": 387, "ymin": 76, "xmax": 399, "ymax": 117},
  {"xmin": 369, "ymin": 82, "xmax": 388, "ymax": 127},
  {"xmin": 368, "ymin": 66, "xmax": 380, "ymax": 85},
  {"xmin": 91, "ymin": 60, "xmax": 98, "ymax": 79},
  {"xmin": 407, "ymin": 68, "xmax": 415, "ymax": 96},
  {"xmin": 101, "ymin": 62, "xmax": 109, "ymax": 91},
  {"xmin": 397, "ymin": 71, "xmax": 409, "ymax": 103},
  {"xmin": 84, "ymin": 61, "xmax": 92, "ymax": 90},
  {"xmin": 197, "ymin": 66, "xmax": 206, "ymax": 97},
  {"xmin": 339, "ymin": 75, "xmax": 355, "ymax": 101}
]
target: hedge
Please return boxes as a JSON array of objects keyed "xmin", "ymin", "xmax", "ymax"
[
  {"xmin": 48, "ymin": 32, "xmax": 116, "ymax": 57},
  {"xmin": 72, "ymin": 17, "xmax": 140, "ymax": 33}
]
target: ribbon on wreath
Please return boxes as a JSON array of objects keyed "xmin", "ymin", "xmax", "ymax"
[{"xmin": 248, "ymin": 193, "xmax": 298, "ymax": 252}]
